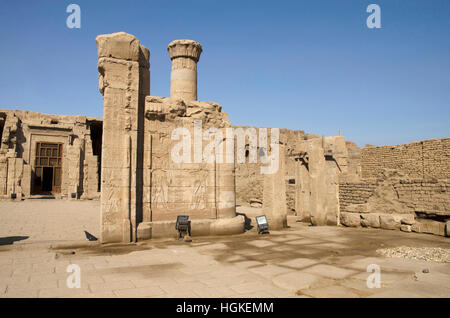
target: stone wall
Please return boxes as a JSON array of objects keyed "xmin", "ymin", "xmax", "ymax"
[
  {"xmin": 339, "ymin": 180, "xmax": 378, "ymax": 212},
  {"xmin": 339, "ymin": 138, "xmax": 450, "ymax": 237},
  {"xmin": 97, "ymin": 32, "xmax": 246, "ymax": 243},
  {"xmin": 142, "ymin": 96, "xmax": 235, "ymax": 223},
  {"xmin": 361, "ymin": 138, "xmax": 450, "ymax": 179},
  {"xmin": 340, "ymin": 178, "xmax": 450, "ymax": 217},
  {"xmin": 234, "ymin": 127, "xmax": 304, "ymax": 213},
  {"xmin": 294, "ymin": 135, "xmax": 349, "ymax": 225},
  {"xmin": 0, "ymin": 109, "xmax": 101, "ymax": 201}
]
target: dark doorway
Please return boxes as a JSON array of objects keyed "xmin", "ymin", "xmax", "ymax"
[
  {"xmin": 33, "ymin": 142, "xmax": 63, "ymax": 194},
  {"xmin": 42, "ymin": 167, "xmax": 53, "ymax": 192},
  {"xmin": 88, "ymin": 120, "xmax": 103, "ymax": 192}
]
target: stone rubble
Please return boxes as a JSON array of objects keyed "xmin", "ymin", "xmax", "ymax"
[{"xmin": 377, "ymin": 246, "xmax": 450, "ymax": 263}]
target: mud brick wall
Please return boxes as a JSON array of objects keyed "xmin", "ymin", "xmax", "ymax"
[
  {"xmin": 394, "ymin": 179, "xmax": 450, "ymax": 215},
  {"xmin": 339, "ymin": 181, "xmax": 378, "ymax": 212},
  {"xmin": 361, "ymin": 138, "xmax": 450, "ymax": 179},
  {"xmin": 339, "ymin": 179, "xmax": 450, "ymax": 216},
  {"xmin": 423, "ymin": 138, "xmax": 450, "ymax": 179}
]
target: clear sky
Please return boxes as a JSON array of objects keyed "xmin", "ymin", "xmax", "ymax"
[{"xmin": 0, "ymin": 0, "xmax": 449, "ymax": 147}]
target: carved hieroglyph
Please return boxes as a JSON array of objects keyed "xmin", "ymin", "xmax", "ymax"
[
  {"xmin": 98, "ymin": 33, "xmax": 237, "ymax": 242},
  {"xmin": 96, "ymin": 32, "xmax": 150, "ymax": 243}
]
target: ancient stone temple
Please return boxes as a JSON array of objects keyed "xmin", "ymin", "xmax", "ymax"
[
  {"xmin": 96, "ymin": 32, "xmax": 245, "ymax": 243},
  {"xmin": 1, "ymin": 31, "xmax": 448, "ymax": 242},
  {"xmin": 0, "ymin": 110, "xmax": 102, "ymax": 200}
]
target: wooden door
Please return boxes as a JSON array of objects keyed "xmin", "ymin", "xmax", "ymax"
[{"xmin": 34, "ymin": 142, "xmax": 63, "ymax": 193}]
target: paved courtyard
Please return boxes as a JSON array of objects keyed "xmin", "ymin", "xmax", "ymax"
[{"xmin": 0, "ymin": 200, "xmax": 449, "ymax": 298}]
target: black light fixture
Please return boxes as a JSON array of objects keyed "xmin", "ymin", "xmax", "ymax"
[
  {"xmin": 255, "ymin": 215, "xmax": 269, "ymax": 234},
  {"xmin": 175, "ymin": 215, "xmax": 191, "ymax": 238}
]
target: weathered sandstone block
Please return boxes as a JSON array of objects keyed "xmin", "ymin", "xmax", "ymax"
[
  {"xmin": 379, "ymin": 214, "xmax": 401, "ymax": 230},
  {"xmin": 96, "ymin": 31, "xmax": 149, "ymax": 64},
  {"xmin": 137, "ymin": 222, "xmax": 152, "ymax": 240},
  {"xmin": 418, "ymin": 220, "xmax": 446, "ymax": 236},
  {"xmin": 400, "ymin": 224, "xmax": 412, "ymax": 232},
  {"xmin": 340, "ymin": 212, "xmax": 361, "ymax": 227},
  {"xmin": 361, "ymin": 213, "xmax": 380, "ymax": 228}
]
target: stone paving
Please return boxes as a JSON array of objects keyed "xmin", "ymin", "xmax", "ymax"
[
  {"xmin": 0, "ymin": 199, "xmax": 99, "ymax": 244},
  {"xmin": 0, "ymin": 200, "xmax": 449, "ymax": 298}
]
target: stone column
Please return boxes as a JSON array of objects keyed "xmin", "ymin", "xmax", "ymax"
[
  {"xmin": 262, "ymin": 144, "xmax": 287, "ymax": 230},
  {"xmin": 294, "ymin": 157, "xmax": 311, "ymax": 222},
  {"xmin": 96, "ymin": 32, "xmax": 150, "ymax": 243},
  {"xmin": 306, "ymin": 137, "xmax": 342, "ymax": 226},
  {"xmin": 167, "ymin": 40, "xmax": 202, "ymax": 101}
]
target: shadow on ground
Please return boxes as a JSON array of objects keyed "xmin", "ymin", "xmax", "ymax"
[
  {"xmin": 0, "ymin": 236, "xmax": 29, "ymax": 246},
  {"xmin": 153, "ymin": 222, "xmax": 450, "ymax": 271}
]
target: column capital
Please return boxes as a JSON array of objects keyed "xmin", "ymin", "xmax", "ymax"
[{"xmin": 167, "ymin": 39, "xmax": 202, "ymax": 62}]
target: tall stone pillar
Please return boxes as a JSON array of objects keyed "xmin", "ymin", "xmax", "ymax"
[
  {"xmin": 96, "ymin": 32, "xmax": 150, "ymax": 243},
  {"xmin": 167, "ymin": 40, "xmax": 202, "ymax": 101},
  {"xmin": 262, "ymin": 145, "xmax": 287, "ymax": 230},
  {"xmin": 305, "ymin": 137, "xmax": 343, "ymax": 226},
  {"xmin": 294, "ymin": 157, "xmax": 311, "ymax": 222}
]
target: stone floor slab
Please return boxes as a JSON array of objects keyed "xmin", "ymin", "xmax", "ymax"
[
  {"xmin": 272, "ymin": 272, "xmax": 320, "ymax": 292},
  {"xmin": 304, "ymin": 264, "xmax": 357, "ymax": 279}
]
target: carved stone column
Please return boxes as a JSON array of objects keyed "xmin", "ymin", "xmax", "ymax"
[{"xmin": 96, "ymin": 32, "xmax": 150, "ymax": 243}]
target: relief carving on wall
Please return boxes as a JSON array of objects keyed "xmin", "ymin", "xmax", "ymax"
[
  {"xmin": 151, "ymin": 168, "xmax": 211, "ymax": 212},
  {"xmin": 190, "ymin": 170, "xmax": 209, "ymax": 210},
  {"xmin": 151, "ymin": 169, "xmax": 170, "ymax": 209}
]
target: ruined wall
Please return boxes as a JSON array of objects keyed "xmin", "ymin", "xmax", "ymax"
[
  {"xmin": 294, "ymin": 135, "xmax": 349, "ymax": 225},
  {"xmin": 96, "ymin": 32, "xmax": 247, "ymax": 243},
  {"xmin": 340, "ymin": 178, "xmax": 450, "ymax": 216},
  {"xmin": 235, "ymin": 160, "xmax": 263, "ymax": 206},
  {"xmin": 339, "ymin": 180, "xmax": 378, "ymax": 212},
  {"xmin": 339, "ymin": 178, "xmax": 449, "ymax": 236},
  {"xmin": 234, "ymin": 127, "xmax": 304, "ymax": 213},
  {"xmin": 346, "ymin": 141, "xmax": 361, "ymax": 177},
  {"xmin": 339, "ymin": 138, "xmax": 450, "ymax": 237},
  {"xmin": 361, "ymin": 138, "xmax": 450, "ymax": 179},
  {"xmin": 233, "ymin": 126, "xmax": 355, "ymax": 226},
  {"xmin": 0, "ymin": 109, "xmax": 101, "ymax": 201},
  {"xmin": 143, "ymin": 96, "xmax": 235, "ymax": 223}
]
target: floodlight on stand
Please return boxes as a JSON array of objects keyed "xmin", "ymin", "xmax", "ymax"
[
  {"xmin": 255, "ymin": 215, "xmax": 269, "ymax": 234},
  {"xmin": 175, "ymin": 215, "xmax": 191, "ymax": 239}
]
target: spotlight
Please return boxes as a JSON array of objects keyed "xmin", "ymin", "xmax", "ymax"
[
  {"xmin": 176, "ymin": 215, "xmax": 191, "ymax": 238},
  {"xmin": 255, "ymin": 215, "xmax": 269, "ymax": 234}
]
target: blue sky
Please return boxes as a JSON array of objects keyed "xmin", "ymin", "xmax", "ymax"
[{"xmin": 0, "ymin": 0, "xmax": 449, "ymax": 147}]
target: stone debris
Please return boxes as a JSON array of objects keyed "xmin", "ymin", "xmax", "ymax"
[{"xmin": 377, "ymin": 246, "xmax": 450, "ymax": 263}]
